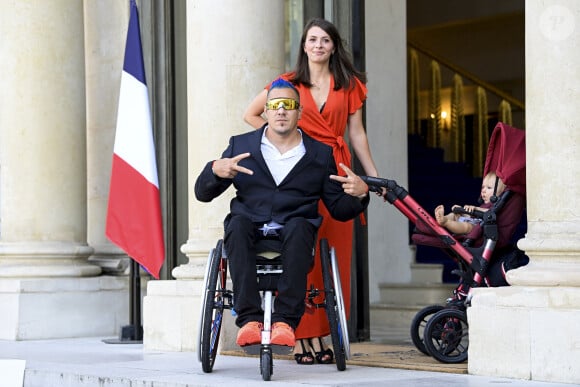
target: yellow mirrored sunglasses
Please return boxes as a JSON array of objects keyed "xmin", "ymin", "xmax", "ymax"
[{"xmin": 265, "ymin": 98, "xmax": 300, "ymax": 111}]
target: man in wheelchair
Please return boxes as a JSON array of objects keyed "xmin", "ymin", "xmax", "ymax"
[{"xmin": 195, "ymin": 78, "xmax": 369, "ymax": 348}]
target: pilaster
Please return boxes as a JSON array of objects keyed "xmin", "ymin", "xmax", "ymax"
[{"xmin": 143, "ymin": 0, "xmax": 285, "ymax": 351}]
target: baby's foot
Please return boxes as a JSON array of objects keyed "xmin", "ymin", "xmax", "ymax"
[{"xmin": 434, "ymin": 205, "xmax": 447, "ymax": 226}]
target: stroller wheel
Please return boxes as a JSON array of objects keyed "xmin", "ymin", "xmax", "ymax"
[
  {"xmin": 423, "ymin": 309, "xmax": 468, "ymax": 363},
  {"xmin": 410, "ymin": 305, "xmax": 445, "ymax": 355}
]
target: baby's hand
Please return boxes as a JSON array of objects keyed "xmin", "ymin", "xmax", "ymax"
[{"xmin": 463, "ymin": 205, "xmax": 476, "ymax": 213}]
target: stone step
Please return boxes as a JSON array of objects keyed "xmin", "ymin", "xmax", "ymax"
[
  {"xmin": 370, "ymin": 303, "xmax": 427, "ymax": 332},
  {"xmin": 371, "ymin": 280, "xmax": 458, "ymax": 337},
  {"xmin": 378, "ymin": 282, "xmax": 457, "ymax": 306},
  {"xmin": 410, "ymin": 262, "xmax": 445, "ymax": 283}
]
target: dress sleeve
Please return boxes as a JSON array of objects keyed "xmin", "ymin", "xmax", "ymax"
[{"xmin": 348, "ymin": 76, "xmax": 368, "ymax": 115}]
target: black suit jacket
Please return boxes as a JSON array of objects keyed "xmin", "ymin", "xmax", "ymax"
[{"xmin": 194, "ymin": 126, "xmax": 369, "ymax": 228}]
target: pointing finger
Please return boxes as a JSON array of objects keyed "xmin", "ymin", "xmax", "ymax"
[
  {"xmin": 329, "ymin": 174, "xmax": 347, "ymax": 183},
  {"xmin": 338, "ymin": 163, "xmax": 355, "ymax": 176},
  {"xmin": 232, "ymin": 152, "xmax": 251, "ymax": 162},
  {"xmin": 234, "ymin": 165, "xmax": 254, "ymax": 175}
]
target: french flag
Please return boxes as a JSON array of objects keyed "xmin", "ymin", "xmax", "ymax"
[{"xmin": 106, "ymin": 0, "xmax": 165, "ymax": 279}]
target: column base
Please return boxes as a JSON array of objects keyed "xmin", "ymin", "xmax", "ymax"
[
  {"xmin": 514, "ymin": 223, "xmax": 580, "ymax": 286},
  {"xmin": 468, "ymin": 286, "xmax": 580, "ymax": 384},
  {"xmin": 89, "ymin": 243, "xmax": 131, "ymax": 276},
  {"xmin": 0, "ymin": 241, "xmax": 101, "ymax": 277},
  {"xmin": 0, "ymin": 276, "xmax": 130, "ymax": 340}
]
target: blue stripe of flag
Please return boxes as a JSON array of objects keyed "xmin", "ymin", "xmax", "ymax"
[{"xmin": 123, "ymin": 0, "xmax": 147, "ymax": 85}]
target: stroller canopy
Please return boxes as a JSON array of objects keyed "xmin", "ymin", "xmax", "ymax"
[{"xmin": 483, "ymin": 122, "xmax": 526, "ymax": 195}]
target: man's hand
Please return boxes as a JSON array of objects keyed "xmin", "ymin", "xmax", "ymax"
[
  {"xmin": 212, "ymin": 152, "xmax": 254, "ymax": 179},
  {"xmin": 330, "ymin": 163, "xmax": 369, "ymax": 198}
]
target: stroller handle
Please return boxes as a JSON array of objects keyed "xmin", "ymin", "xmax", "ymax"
[
  {"xmin": 452, "ymin": 206, "xmax": 486, "ymax": 219},
  {"xmin": 360, "ymin": 176, "xmax": 398, "ymax": 191}
]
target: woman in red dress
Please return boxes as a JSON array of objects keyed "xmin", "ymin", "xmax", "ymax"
[{"xmin": 243, "ymin": 18, "xmax": 381, "ymax": 365}]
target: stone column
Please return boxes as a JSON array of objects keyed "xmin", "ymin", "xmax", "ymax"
[
  {"xmin": 468, "ymin": 1, "xmax": 580, "ymax": 384},
  {"xmin": 365, "ymin": 0, "xmax": 413, "ymax": 298},
  {"xmin": 144, "ymin": 0, "xmax": 285, "ymax": 351},
  {"xmin": 0, "ymin": 0, "xmax": 110, "ymax": 340}
]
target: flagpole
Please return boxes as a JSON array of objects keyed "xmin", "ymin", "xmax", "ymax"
[
  {"xmin": 129, "ymin": 259, "xmax": 143, "ymax": 340},
  {"xmin": 104, "ymin": 0, "xmax": 162, "ymax": 344},
  {"xmin": 103, "ymin": 260, "xmax": 143, "ymax": 344}
]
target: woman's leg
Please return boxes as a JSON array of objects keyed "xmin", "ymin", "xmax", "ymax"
[
  {"xmin": 309, "ymin": 337, "xmax": 334, "ymax": 364},
  {"xmin": 293, "ymin": 339, "xmax": 315, "ymax": 364}
]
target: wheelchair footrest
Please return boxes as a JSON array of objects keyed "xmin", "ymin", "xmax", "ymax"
[{"xmin": 241, "ymin": 344, "xmax": 293, "ymax": 356}]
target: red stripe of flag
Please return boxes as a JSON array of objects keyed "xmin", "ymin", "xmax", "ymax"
[{"xmin": 107, "ymin": 155, "xmax": 164, "ymax": 278}]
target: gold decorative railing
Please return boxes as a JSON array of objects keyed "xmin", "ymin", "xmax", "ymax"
[{"xmin": 408, "ymin": 40, "xmax": 525, "ymax": 177}]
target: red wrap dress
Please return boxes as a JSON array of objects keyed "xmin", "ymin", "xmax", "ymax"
[{"xmin": 270, "ymin": 72, "xmax": 367, "ymax": 339}]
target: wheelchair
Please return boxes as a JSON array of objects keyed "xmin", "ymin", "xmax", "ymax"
[{"xmin": 197, "ymin": 237, "xmax": 350, "ymax": 381}]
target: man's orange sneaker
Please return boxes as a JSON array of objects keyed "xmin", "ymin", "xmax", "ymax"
[
  {"xmin": 271, "ymin": 322, "xmax": 295, "ymax": 347},
  {"xmin": 236, "ymin": 321, "xmax": 263, "ymax": 346}
]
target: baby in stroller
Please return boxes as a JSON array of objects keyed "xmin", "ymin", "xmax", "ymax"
[
  {"xmin": 434, "ymin": 172, "xmax": 505, "ymax": 236},
  {"xmin": 433, "ymin": 168, "xmax": 526, "ymax": 287}
]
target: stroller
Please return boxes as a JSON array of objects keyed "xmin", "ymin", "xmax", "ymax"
[{"xmin": 362, "ymin": 122, "xmax": 528, "ymax": 364}]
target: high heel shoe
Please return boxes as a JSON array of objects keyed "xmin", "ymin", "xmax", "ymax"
[
  {"xmin": 293, "ymin": 339, "xmax": 314, "ymax": 365},
  {"xmin": 309, "ymin": 337, "xmax": 334, "ymax": 364}
]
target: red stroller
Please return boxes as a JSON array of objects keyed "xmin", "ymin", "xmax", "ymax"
[{"xmin": 362, "ymin": 122, "xmax": 528, "ymax": 364}]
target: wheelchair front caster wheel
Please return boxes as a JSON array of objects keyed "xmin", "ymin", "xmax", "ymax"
[{"xmin": 260, "ymin": 347, "xmax": 273, "ymax": 381}]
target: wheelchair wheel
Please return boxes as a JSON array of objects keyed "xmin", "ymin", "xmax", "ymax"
[
  {"xmin": 260, "ymin": 347, "xmax": 273, "ymax": 381},
  {"xmin": 410, "ymin": 304, "xmax": 445, "ymax": 355},
  {"xmin": 197, "ymin": 243, "xmax": 217, "ymax": 363},
  {"xmin": 423, "ymin": 308, "xmax": 469, "ymax": 363},
  {"xmin": 320, "ymin": 238, "xmax": 348, "ymax": 371},
  {"xmin": 329, "ymin": 243, "xmax": 351, "ymax": 362},
  {"xmin": 200, "ymin": 240, "xmax": 226, "ymax": 373}
]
